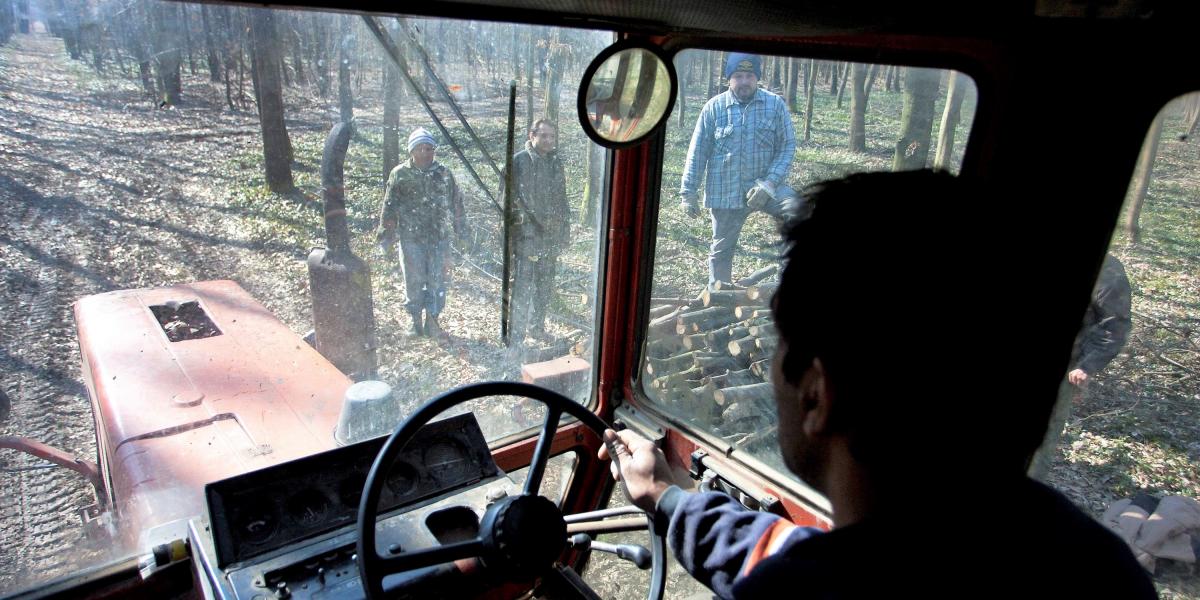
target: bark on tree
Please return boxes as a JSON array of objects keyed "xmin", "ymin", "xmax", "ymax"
[
  {"xmin": 934, "ymin": 72, "xmax": 969, "ymax": 171},
  {"xmin": 848, "ymin": 62, "xmax": 868, "ymax": 152},
  {"xmin": 1124, "ymin": 112, "xmax": 1164, "ymax": 244},
  {"xmin": 543, "ymin": 33, "xmax": 567, "ymax": 127},
  {"xmin": 892, "ymin": 67, "xmax": 939, "ymax": 171},
  {"xmin": 250, "ymin": 8, "xmax": 295, "ymax": 193},
  {"xmin": 200, "ymin": 6, "xmax": 221, "ymax": 82},
  {"xmin": 337, "ymin": 16, "xmax": 353, "ymax": 123},
  {"xmin": 787, "ymin": 57, "xmax": 800, "ymax": 113},
  {"xmin": 382, "ymin": 56, "xmax": 401, "ymax": 179},
  {"xmin": 804, "ymin": 59, "xmax": 816, "ymax": 142},
  {"xmin": 151, "ymin": 1, "xmax": 183, "ymax": 105}
]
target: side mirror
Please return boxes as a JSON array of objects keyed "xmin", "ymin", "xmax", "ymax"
[{"xmin": 577, "ymin": 41, "xmax": 677, "ymax": 148}]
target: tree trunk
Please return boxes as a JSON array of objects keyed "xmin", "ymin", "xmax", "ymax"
[
  {"xmin": 892, "ymin": 67, "xmax": 939, "ymax": 171},
  {"xmin": 581, "ymin": 142, "xmax": 603, "ymax": 225},
  {"xmin": 836, "ymin": 61, "xmax": 850, "ymax": 108},
  {"xmin": 182, "ymin": 5, "xmax": 196, "ymax": 76},
  {"xmin": 525, "ymin": 29, "xmax": 535, "ymax": 130},
  {"xmin": 543, "ymin": 33, "xmax": 567, "ymax": 127},
  {"xmin": 864, "ymin": 63, "xmax": 879, "ymax": 102},
  {"xmin": 787, "ymin": 57, "xmax": 800, "ymax": 113},
  {"xmin": 337, "ymin": 16, "xmax": 353, "ymax": 123},
  {"xmin": 848, "ymin": 62, "xmax": 868, "ymax": 152},
  {"xmin": 250, "ymin": 8, "xmax": 295, "ymax": 193},
  {"xmin": 201, "ymin": 6, "xmax": 221, "ymax": 82},
  {"xmin": 152, "ymin": 1, "xmax": 183, "ymax": 105},
  {"xmin": 934, "ymin": 72, "xmax": 968, "ymax": 171},
  {"xmin": 828, "ymin": 61, "xmax": 840, "ymax": 95},
  {"xmin": 1124, "ymin": 113, "xmax": 1164, "ymax": 244},
  {"xmin": 289, "ymin": 16, "xmax": 306, "ymax": 86},
  {"xmin": 803, "ymin": 59, "xmax": 816, "ymax": 142},
  {"xmin": 382, "ymin": 37, "xmax": 401, "ymax": 179}
]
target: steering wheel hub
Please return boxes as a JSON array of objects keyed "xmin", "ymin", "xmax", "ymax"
[{"xmin": 481, "ymin": 494, "xmax": 567, "ymax": 577}]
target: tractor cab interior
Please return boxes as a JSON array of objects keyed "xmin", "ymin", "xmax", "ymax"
[{"xmin": 1, "ymin": 0, "xmax": 1199, "ymax": 599}]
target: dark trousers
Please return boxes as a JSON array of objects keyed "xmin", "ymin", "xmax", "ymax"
[
  {"xmin": 400, "ymin": 237, "xmax": 450, "ymax": 318},
  {"xmin": 511, "ymin": 244, "xmax": 558, "ymax": 341},
  {"xmin": 708, "ymin": 193, "xmax": 790, "ymax": 286}
]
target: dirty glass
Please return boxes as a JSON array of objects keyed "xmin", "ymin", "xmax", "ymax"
[
  {"xmin": 1029, "ymin": 92, "xmax": 1200, "ymax": 597},
  {"xmin": 0, "ymin": 2, "xmax": 611, "ymax": 593},
  {"xmin": 641, "ymin": 50, "xmax": 977, "ymax": 481}
]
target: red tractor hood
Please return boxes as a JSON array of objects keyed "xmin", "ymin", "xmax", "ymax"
[{"xmin": 74, "ymin": 280, "xmax": 350, "ymax": 550}]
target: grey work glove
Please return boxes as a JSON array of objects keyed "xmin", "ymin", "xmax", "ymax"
[
  {"xmin": 745, "ymin": 179, "xmax": 777, "ymax": 210},
  {"xmin": 679, "ymin": 196, "xmax": 701, "ymax": 218}
]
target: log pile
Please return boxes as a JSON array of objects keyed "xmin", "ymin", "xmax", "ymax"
[{"xmin": 643, "ymin": 266, "xmax": 782, "ymax": 448}]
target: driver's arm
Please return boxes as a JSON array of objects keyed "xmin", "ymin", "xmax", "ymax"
[{"xmin": 601, "ymin": 430, "xmax": 821, "ymax": 599}]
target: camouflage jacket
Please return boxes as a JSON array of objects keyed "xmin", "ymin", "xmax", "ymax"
[
  {"xmin": 508, "ymin": 141, "xmax": 569, "ymax": 247},
  {"xmin": 377, "ymin": 159, "xmax": 466, "ymax": 249}
]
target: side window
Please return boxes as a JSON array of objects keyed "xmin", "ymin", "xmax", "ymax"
[
  {"xmin": 642, "ymin": 50, "xmax": 977, "ymax": 481},
  {"xmin": 1031, "ymin": 93, "xmax": 1200, "ymax": 596}
]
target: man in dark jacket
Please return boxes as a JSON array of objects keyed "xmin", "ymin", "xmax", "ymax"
[
  {"xmin": 601, "ymin": 171, "xmax": 1155, "ymax": 599},
  {"xmin": 1029, "ymin": 253, "xmax": 1133, "ymax": 479},
  {"xmin": 508, "ymin": 119, "xmax": 570, "ymax": 345}
]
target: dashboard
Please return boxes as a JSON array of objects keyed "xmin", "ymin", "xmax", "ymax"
[{"xmin": 192, "ymin": 412, "xmax": 510, "ymax": 599}]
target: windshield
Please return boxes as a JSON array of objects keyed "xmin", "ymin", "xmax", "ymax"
[{"xmin": 0, "ymin": 2, "xmax": 611, "ymax": 592}]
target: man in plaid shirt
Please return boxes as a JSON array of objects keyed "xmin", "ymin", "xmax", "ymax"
[{"xmin": 680, "ymin": 53, "xmax": 797, "ymax": 287}]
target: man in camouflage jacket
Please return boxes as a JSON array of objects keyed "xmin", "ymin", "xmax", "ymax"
[
  {"xmin": 508, "ymin": 119, "xmax": 569, "ymax": 344},
  {"xmin": 377, "ymin": 127, "xmax": 466, "ymax": 339}
]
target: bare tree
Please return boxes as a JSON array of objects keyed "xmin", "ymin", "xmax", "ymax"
[
  {"xmin": 1124, "ymin": 113, "xmax": 1164, "ymax": 244},
  {"xmin": 786, "ymin": 57, "xmax": 800, "ymax": 113},
  {"xmin": 337, "ymin": 16, "xmax": 353, "ymax": 123},
  {"xmin": 892, "ymin": 67, "xmax": 939, "ymax": 171},
  {"xmin": 200, "ymin": 5, "xmax": 221, "ymax": 82},
  {"xmin": 249, "ymin": 8, "xmax": 294, "ymax": 193},
  {"xmin": 803, "ymin": 59, "xmax": 816, "ymax": 142},
  {"xmin": 382, "ymin": 23, "xmax": 401, "ymax": 179},
  {"xmin": 934, "ymin": 72, "xmax": 969, "ymax": 170},
  {"xmin": 151, "ymin": 0, "xmax": 183, "ymax": 105},
  {"xmin": 848, "ymin": 62, "xmax": 868, "ymax": 152}
]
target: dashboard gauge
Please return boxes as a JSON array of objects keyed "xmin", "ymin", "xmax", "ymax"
[
  {"xmin": 285, "ymin": 489, "xmax": 331, "ymax": 527},
  {"xmin": 338, "ymin": 475, "xmax": 364, "ymax": 509},
  {"xmin": 234, "ymin": 500, "xmax": 278, "ymax": 545},
  {"xmin": 423, "ymin": 439, "xmax": 470, "ymax": 483},
  {"xmin": 385, "ymin": 461, "xmax": 419, "ymax": 497}
]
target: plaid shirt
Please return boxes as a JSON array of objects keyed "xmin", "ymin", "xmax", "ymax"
[{"xmin": 680, "ymin": 88, "xmax": 796, "ymax": 209}]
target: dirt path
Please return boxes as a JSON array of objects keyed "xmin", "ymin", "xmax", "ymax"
[{"xmin": 0, "ymin": 32, "xmax": 316, "ymax": 590}]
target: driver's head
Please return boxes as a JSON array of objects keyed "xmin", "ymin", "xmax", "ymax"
[{"xmin": 770, "ymin": 170, "xmax": 1040, "ymax": 489}]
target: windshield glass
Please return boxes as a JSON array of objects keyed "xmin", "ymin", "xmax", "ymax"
[
  {"xmin": 641, "ymin": 49, "xmax": 976, "ymax": 483},
  {"xmin": 0, "ymin": 2, "xmax": 611, "ymax": 592}
]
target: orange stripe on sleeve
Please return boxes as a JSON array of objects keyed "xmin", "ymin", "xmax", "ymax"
[{"xmin": 743, "ymin": 519, "xmax": 799, "ymax": 576}]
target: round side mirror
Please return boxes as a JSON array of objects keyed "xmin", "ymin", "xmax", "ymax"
[{"xmin": 578, "ymin": 41, "xmax": 677, "ymax": 148}]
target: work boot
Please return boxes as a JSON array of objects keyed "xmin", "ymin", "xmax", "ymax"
[
  {"xmin": 424, "ymin": 314, "xmax": 446, "ymax": 340},
  {"xmin": 409, "ymin": 312, "xmax": 424, "ymax": 336}
]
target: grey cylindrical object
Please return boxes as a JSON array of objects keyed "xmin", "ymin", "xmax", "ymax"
[{"xmin": 335, "ymin": 380, "xmax": 398, "ymax": 446}]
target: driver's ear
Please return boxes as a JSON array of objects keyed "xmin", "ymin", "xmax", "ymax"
[{"xmin": 800, "ymin": 358, "xmax": 833, "ymax": 437}]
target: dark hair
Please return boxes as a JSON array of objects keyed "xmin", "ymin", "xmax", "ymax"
[
  {"xmin": 772, "ymin": 170, "xmax": 1041, "ymax": 474},
  {"xmin": 530, "ymin": 118, "xmax": 557, "ymax": 135}
]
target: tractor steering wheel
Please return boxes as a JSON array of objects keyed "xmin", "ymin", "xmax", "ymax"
[{"xmin": 356, "ymin": 381, "xmax": 667, "ymax": 600}]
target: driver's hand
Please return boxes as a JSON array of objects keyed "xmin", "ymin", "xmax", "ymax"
[{"xmin": 598, "ymin": 429, "xmax": 675, "ymax": 513}]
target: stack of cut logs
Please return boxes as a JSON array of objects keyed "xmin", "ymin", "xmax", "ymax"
[{"xmin": 644, "ymin": 265, "xmax": 781, "ymax": 448}]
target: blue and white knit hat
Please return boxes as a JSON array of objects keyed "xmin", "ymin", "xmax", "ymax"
[{"xmin": 407, "ymin": 127, "xmax": 437, "ymax": 152}]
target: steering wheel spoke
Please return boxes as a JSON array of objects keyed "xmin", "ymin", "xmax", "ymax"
[
  {"xmin": 523, "ymin": 406, "xmax": 563, "ymax": 496},
  {"xmin": 377, "ymin": 538, "xmax": 485, "ymax": 574}
]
